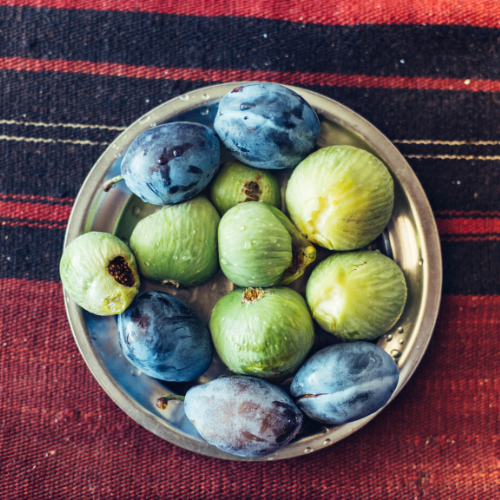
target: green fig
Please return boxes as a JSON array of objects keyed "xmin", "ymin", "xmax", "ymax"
[
  {"xmin": 286, "ymin": 145, "xmax": 394, "ymax": 251},
  {"xmin": 129, "ymin": 196, "xmax": 220, "ymax": 287},
  {"xmin": 60, "ymin": 231, "xmax": 140, "ymax": 315},
  {"xmin": 209, "ymin": 287, "xmax": 314, "ymax": 380},
  {"xmin": 209, "ymin": 161, "xmax": 282, "ymax": 216},
  {"xmin": 306, "ymin": 250, "xmax": 407, "ymax": 341},
  {"xmin": 218, "ymin": 202, "xmax": 316, "ymax": 287}
]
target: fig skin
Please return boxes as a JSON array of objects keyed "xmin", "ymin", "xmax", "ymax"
[
  {"xmin": 59, "ymin": 231, "xmax": 140, "ymax": 315},
  {"xmin": 306, "ymin": 250, "xmax": 407, "ymax": 341},
  {"xmin": 290, "ymin": 342, "xmax": 399, "ymax": 425},
  {"xmin": 129, "ymin": 196, "xmax": 220, "ymax": 287},
  {"xmin": 209, "ymin": 161, "xmax": 282, "ymax": 216},
  {"xmin": 218, "ymin": 202, "xmax": 316, "ymax": 287},
  {"xmin": 184, "ymin": 375, "xmax": 303, "ymax": 458},
  {"xmin": 209, "ymin": 287, "xmax": 315, "ymax": 381},
  {"xmin": 286, "ymin": 145, "xmax": 394, "ymax": 251}
]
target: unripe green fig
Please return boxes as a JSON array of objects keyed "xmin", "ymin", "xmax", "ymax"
[
  {"xmin": 209, "ymin": 287, "xmax": 315, "ymax": 380},
  {"xmin": 209, "ymin": 161, "xmax": 281, "ymax": 216},
  {"xmin": 306, "ymin": 250, "xmax": 407, "ymax": 341},
  {"xmin": 218, "ymin": 202, "xmax": 316, "ymax": 287},
  {"xmin": 130, "ymin": 196, "xmax": 220, "ymax": 287},
  {"xmin": 286, "ymin": 145, "xmax": 394, "ymax": 251},
  {"xmin": 60, "ymin": 231, "xmax": 140, "ymax": 315}
]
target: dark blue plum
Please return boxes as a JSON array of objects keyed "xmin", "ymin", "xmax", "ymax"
[
  {"xmin": 121, "ymin": 122, "xmax": 220, "ymax": 205},
  {"xmin": 117, "ymin": 291, "xmax": 213, "ymax": 382},
  {"xmin": 184, "ymin": 376, "xmax": 303, "ymax": 458},
  {"xmin": 214, "ymin": 83, "xmax": 320, "ymax": 169},
  {"xmin": 290, "ymin": 342, "xmax": 399, "ymax": 425}
]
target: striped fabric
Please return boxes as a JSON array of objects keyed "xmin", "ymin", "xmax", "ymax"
[{"xmin": 1, "ymin": 1, "xmax": 499, "ymax": 498}]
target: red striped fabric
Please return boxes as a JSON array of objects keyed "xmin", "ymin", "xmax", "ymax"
[
  {"xmin": 1, "ymin": 277, "xmax": 498, "ymax": 498},
  {"xmin": 1, "ymin": 0, "xmax": 499, "ymax": 28},
  {"xmin": 1, "ymin": 56, "xmax": 498, "ymax": 93}
]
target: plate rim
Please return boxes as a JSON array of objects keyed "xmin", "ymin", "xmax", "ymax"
[{"xmin": 63, "ymin": 82, "xmax": 443, "ymax": 461}]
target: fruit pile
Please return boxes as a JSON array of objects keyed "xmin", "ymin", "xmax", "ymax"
[{"xmin": 60, "ymin": 83, "xmax": 407, "ymax": 459}]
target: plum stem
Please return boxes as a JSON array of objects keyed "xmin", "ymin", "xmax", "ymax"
[
  {"xmin": 102, "ymin": 174, "xmax": 124, "ymax": 192},
  {"xmin": 156, "ymin": 394, "xmax": 185, "ymax": 410}
]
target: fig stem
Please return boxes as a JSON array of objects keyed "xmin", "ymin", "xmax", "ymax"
[
  {"xmin": 156, "ymin": 394, "xmax": 185, "ymax": 410},
  {"xmin": 304, "ymin": 246, "xmax": 316, "ymax": 260},
  {"xmin": 102, "ymin": 174, "xmax": 124, "ymax": 192}
]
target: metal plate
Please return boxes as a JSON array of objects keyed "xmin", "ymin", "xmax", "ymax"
[{"xmin": 63, "ymin": 83, "xmax": 442, "ymax": 461}]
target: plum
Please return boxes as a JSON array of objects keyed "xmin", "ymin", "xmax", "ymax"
[
  {"xmin": 60, "ymin": 232, "xmax": 140, "ymax": 315},
  {"xmin": 214, "ymin": 83, "xmax": 320, "ymax": 169},
  {"xmin": 104, "ymin": 122, "xmax": 220, "ymax": 205},
  {"xmin": 218, "ymin": 202, "xmax": 316, "ymax": 287},
  {"xmin": 117, "ymin": 291, "xmax": 213, "ymax": 382},
  {"xmin": 157, "ymin": 375, "xmax": 303, "ymax": 458},
  {"xmin": 209, "ymin": 287, "xmax": 314, "ymax": 381},
  {"xmin": 290, "ymin": 342, "xmax": 399, "ymax": 425}
]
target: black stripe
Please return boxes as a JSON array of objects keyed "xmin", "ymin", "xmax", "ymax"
[
  {"xmin": 0, "ymin": 221, "xmax": 498, "ymax": 294},
  {"xmin": 442, "ymin": 240, "xmax": 500, "ymax": 295},
  {"xmin": 2, "ymin": 70, "xmax": 500, "ymax": 142},
  {"xmin": 2, "ymin": 6, "xmax": 500, "ymax": 80},
  {"xmin": 0, "ymin": 139, "xmax": 106, "ymax": 199},
  {"xmin": 410, "ymin": 158, "xmax": 500, "ymax": 213},
  {"xmin": 0, "ymin": 224, "xmax": 64, "ymax": 282}
]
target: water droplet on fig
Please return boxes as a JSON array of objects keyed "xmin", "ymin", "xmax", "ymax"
[
  {"xmin": 145, "ymin": 261, "xmax": 150, "ymax": 266},
  {"xmin": 133, "ymin": 206, "xmax": 141, "ymax": 216},
  {"xmin": 239, "ymin": 226, "xmax": 245, "ymax": 231},
  {"xmin": 221, "ymin": 258, "xmax": 228, "ymax": 265},
  {"xmin": 244, "ymin": 241, "xmax": 251, "ymax": 250}
]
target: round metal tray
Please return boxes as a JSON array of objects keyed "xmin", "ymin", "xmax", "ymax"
[{"xmin": 63, "ymin": 83, "xmax": 442, "ymax": 461}]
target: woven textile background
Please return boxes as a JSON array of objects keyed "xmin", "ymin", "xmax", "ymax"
[{"xmin": 1, "ymin": 1, "xmax": 500, "ymax": 498}]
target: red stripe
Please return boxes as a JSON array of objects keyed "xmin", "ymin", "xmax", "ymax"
[
  {"xmin": 2, "ymin": 197, "xmax": 500, "ymax": 239},
  {"xmin": 1, "ymin": 56, "xmax": 499, "ymax": 93},
  {"xmin": 1, "ymin": 0, "xmax": 500, "ymax": 28},
  {"xmin": 0, "ymin": 192, "xmax": 75, "ymax": 204},
  {"xmin": 0, "ymin": 199, "xmax": 72, "ymax": 223},
  {"xmin": 436, "ymin": 217, "xmax": 500, "ymax": 236}
]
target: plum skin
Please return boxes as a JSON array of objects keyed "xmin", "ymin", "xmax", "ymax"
[
  {"xmin": 184, "ymin": 375, "xmax": 303, "ymax": 458},
  {"xmin": 214, "ymin": 83, "xmax": 320, "ymax": 169},
  {"xmin": 117, "ymin": 291, "xmax": 213, "ymax": 382},
  {"xmin": 121, "ymin": 122, "xmax": 220, "ymax": 205},
  {"xmin": 290, "ymin": 342, "xmax": 399, "ymax": 425}
]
